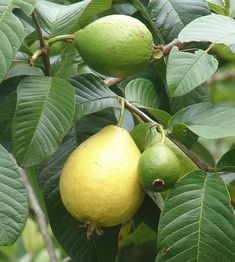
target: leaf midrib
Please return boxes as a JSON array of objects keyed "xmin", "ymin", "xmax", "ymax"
[
  {"xmin": 21, "ymin": 78, "xmax": 53, "ymax": 165},
  {"xmin": 196, "ymin": 175, "xmax": 207, "ymax": 261}
]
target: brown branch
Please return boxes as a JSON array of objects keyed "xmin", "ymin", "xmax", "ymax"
[
  {"xmin": 19, "ymin": 168, "xmax": 59, "ymax": 262},
  {"xmin": 104, "ymin": 77, "xmax": 122, "ymax": 87},
  {"xmin": 154, "ymin": 38, "xmax": 186, "ymax": 57},
  {"xmin": 123, "ymin": 99, "xmax": 208, "ymax": 172},
  {"xmin": 32, "ymin": 12, "xmax": 51, "ymax": 76},
  {"xmin": 208, "ymin": 69, "xmax": 235, "ymax": 85}
]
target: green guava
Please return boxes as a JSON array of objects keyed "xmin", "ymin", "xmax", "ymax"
[
  {"xmin": 138, "ymin": 143, "xmax": 181, "ymax": 192},
  {"xmin": 74, "ymin": 14, "xmax": 154, "ymax": 78}
]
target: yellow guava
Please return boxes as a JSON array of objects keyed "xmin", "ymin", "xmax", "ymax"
[
  {"xmin": 74, "ymin": 14, "xmax": 154, "ymax": 77},
  {"xmin": 59, "ymin": 125, "xmax": 145, "ymax": 237}
]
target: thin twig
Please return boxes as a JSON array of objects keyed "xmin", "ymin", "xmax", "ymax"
[
  {"xmin": 208, "ymin": 69, "xmax": 235, "ymax": 84},
  {"xmin": 19, "ymin": 168, "xmax": 59, "ymax": 262},
  {"xmin": 104, "ymin": 77, "xmax": 122, "ymax": 87},
  {"xmin": 32, "ymin": 12, "xmax": 51, "ymax": 76},
  {"xmin": 123, "ymin": 99, "xmax": 209, "ymax": 172}
]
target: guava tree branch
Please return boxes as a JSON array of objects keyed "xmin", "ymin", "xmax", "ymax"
[
  {"xmin": 31, "ymin": 12, "xmax": 51, "ymax": 76},
  {"xmin": 19, "ymin": 168, "xmax": 59, "ymax": 262},
  {"xmin": 208, "ymin": 69, "xmax": 235, "ymax": 84},
  {"xmin": 123, "ymin": 99, "xmax": 209, "ymax": 172}
]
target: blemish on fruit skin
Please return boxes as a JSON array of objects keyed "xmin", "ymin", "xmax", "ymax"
[{"xmin": 152, "ymin": 179, "xmax": 165, "ymax": 189}]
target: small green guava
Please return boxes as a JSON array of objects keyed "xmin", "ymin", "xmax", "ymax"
[
  {"xmin": 138, "ymin": 143, "xmax": 181, "ymax": 192},
  {"xmin": 74, "ymin": 14, "xmax": 154, "ymax": 78}
]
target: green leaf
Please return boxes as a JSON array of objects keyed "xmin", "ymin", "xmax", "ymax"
[
  {"xmin": 36, "ymin": 0, "xmax": 84, "ymax": 36},
  {"xmin": 0, "ymin": 13, "xmax": 25, "ymax": 83},
  {"xmin": 38, "ymin": 129, "xmax": 120, "ymax": 262},
  {"xmin": 0, "ymin": 145, "xmax": 28, "ymax": 245},
  {"xmin": 166, "ymin": 47, "xmax": 218, "ymax": 97},
  {"xmin": 79, "ymin": 0, "xmax": 112, "ymax": 27},
  {"xmin": 148, "ymin": 0, "xmax": 210, "ymax": 42},
  {"xmin": 125, "ymin": 78, "xmax": 159, "ymax": 108},
  {"xmin": 12, "ymin": 76, "xmax": 75, "ymax": 167},
  {"xmin": 36, "ymin": 0, "xmax": 112, "ymax": 37},
  {"xmin": 169, "ymin": 102, "xmax": 235, "ymax": 139},
  {"xmin": 157, "ymin": 171, "xmax": 235, "ymax": 262},
  {"xmin": 170, "ymin": 83, "xmax": 209, "ymax": 113},
  {"xmin": 51, "ymin": 43, "xmax": 81, "ymax": 79},
  {"xmin": 146, "ymin": 108, "xmax": 171, "ymax": 128},
  {"xmin": 0, "ymin": 91, "xmax": 17, "ymax": 143},
  {"xmin": 5, "ymin": 61, "xmax": 43, "ymax": 80},
  {"xmin": 179, "ymin": 14, "xmax": 235, "ymax": 46},
  {"xmin": 217, "ymin": 149, "xmax": 235, "ymax": 171},
  {"xmin": 117, "ymin": 223, "xmax": 157, "ymax": 262},
  {"xmin": 0, "ymin": 0, "xmax": 36, "ymax": 15},
  {"xmin": 206, "ymin": 0, "xmax": 228, "ymax": 15},
  {"xmin": 70, "ymin": 74, "xmax": 119, "ymax": 120}
]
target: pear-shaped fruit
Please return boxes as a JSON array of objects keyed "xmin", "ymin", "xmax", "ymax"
[
  {"xmin": 59, "ymin": 125, "xmax": 144, "ymax": 236},
  {"xmin": 74, "ymin": 14, "xmax": 154, "ymax": 78},
  {"xmin": 138, "ymin": 143, "xmax": 181, "ymax": 192}
]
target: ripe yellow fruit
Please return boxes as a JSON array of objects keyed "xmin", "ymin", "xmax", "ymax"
[
  {"xmin": 59, "ymin": 125, "xmax": 144, "ymax": 235},
  {"xmin": 74, "ymin": 14, "xmax": 154, "ymax": 77}
]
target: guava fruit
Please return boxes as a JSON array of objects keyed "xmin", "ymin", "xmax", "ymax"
[
  {"xmin": 74, "ymin": 14, "xmax": 154, "ymax": 77},
  {"xmin": 138, "ymin": 143, "xmax": 182, "ymax": 192},
  {"xmin": 59, "ymin": 125, "xmax": 144, "ymax": 237}
]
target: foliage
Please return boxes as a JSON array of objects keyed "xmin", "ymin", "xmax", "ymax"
[{"xmin": 0, "ymin": 0, "xmax": 235, "ymax": 261}]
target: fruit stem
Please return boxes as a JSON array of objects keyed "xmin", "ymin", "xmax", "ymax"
[
  {"xmin": 29, "ymin": 34, "xmax": 75, "ymax": 65},
  {"xmin": 122, "ymin": 98, "xmax": 209, "ymax": 172},
  {"xmin": 150, "ymin": 123, "xmax": 166, "ymax": 144},
  {"xmin": 117, "ymin": 97, "xmax": 125, "ymax": 127}
]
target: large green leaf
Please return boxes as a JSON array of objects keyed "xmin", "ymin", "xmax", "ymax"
[
  {"xmin": 79, "ymin": 0, "xmax": 112, "ymax": 27},
  {"xmin": 0, "ymin": 0, "xmax": 36, "ymax": 15},
  {"xmin": 0, "ymin": 91, "xmax": 17, "ymax": 143},
  {"xmin": 148, "ymin": 0, "xmax": 210, "ymax": 43},
  {"xmin": 38, "ymin": 121, "xmax": 120, "ymax": 262},
  {"xmin": 12, "ymin": 76, "xmax": 75, "ymax": 167},
  {"xmin": 166, "ymin": 47, "xmax": 218, "ymax": 97},
  {"xmin": 70, "ymin": 74, "xmax": 119, "ymax": 120},
  {"xmin": 179, "ymin": 14, "xmax": 235, "ymax": 46},
  {"xmin": 170, "ymin": 83, "xmax": 209, "ymax": 113},
  {"xmin": 157, "ymin": 171, "xmax": 235, "ymax": 261},
  {"xmin": 169, "ymin": 102, "xmax": 235, "ymax": 139},
  {"xmin": 0, "ymin": 1, "xmax": 36, "ymax": 81},
  {"xmin": 0, "ymin": 145, "xmax": 28, "ymax": 245},
  {"xmin": 36, "ymin": 0, "xmax": 112, "ymax": 37},
  {"xmin": 51, "ymin": 43, "xmax": 81, "ymax": 79},
  {"xmin": 0, "ymin": 13, "xmax": 25, "ymax": 83},
  {"xmin": 125, "ymin": 78, "xmax": 159, "ymax": 108},
  {"xmin": 217, "ymin": 149, "xmax": 235, "ymax": 172}
]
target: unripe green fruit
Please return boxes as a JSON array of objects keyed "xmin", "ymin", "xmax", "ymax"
[
  {"xmin": 74, "ymin": 15, "xmax": 154, "ymax": 77},
  {"xmin": 138, "ymin": 143, "xmax": 181, "ymax": 192}
]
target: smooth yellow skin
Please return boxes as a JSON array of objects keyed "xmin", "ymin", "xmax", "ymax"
[{"xmin": 59, "ymin": 125, "xmax": 144, "ymax": 228}]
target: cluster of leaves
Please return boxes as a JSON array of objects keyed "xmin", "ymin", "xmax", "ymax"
[{"xmin": 1, "ymin": 0, "xmax": 235, "ymax": 261}]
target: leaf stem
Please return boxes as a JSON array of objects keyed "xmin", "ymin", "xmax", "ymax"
[
  {"xmin": 47, "ymin": 34, "xmax": 75, "ymax": 45},
  {"xmin": 30, "ymin": 34, "xmax": 75, "ymax": 66},
  {"xmin": 117, "ymin": 97, "xmax": 125, "ymax": 127}
]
